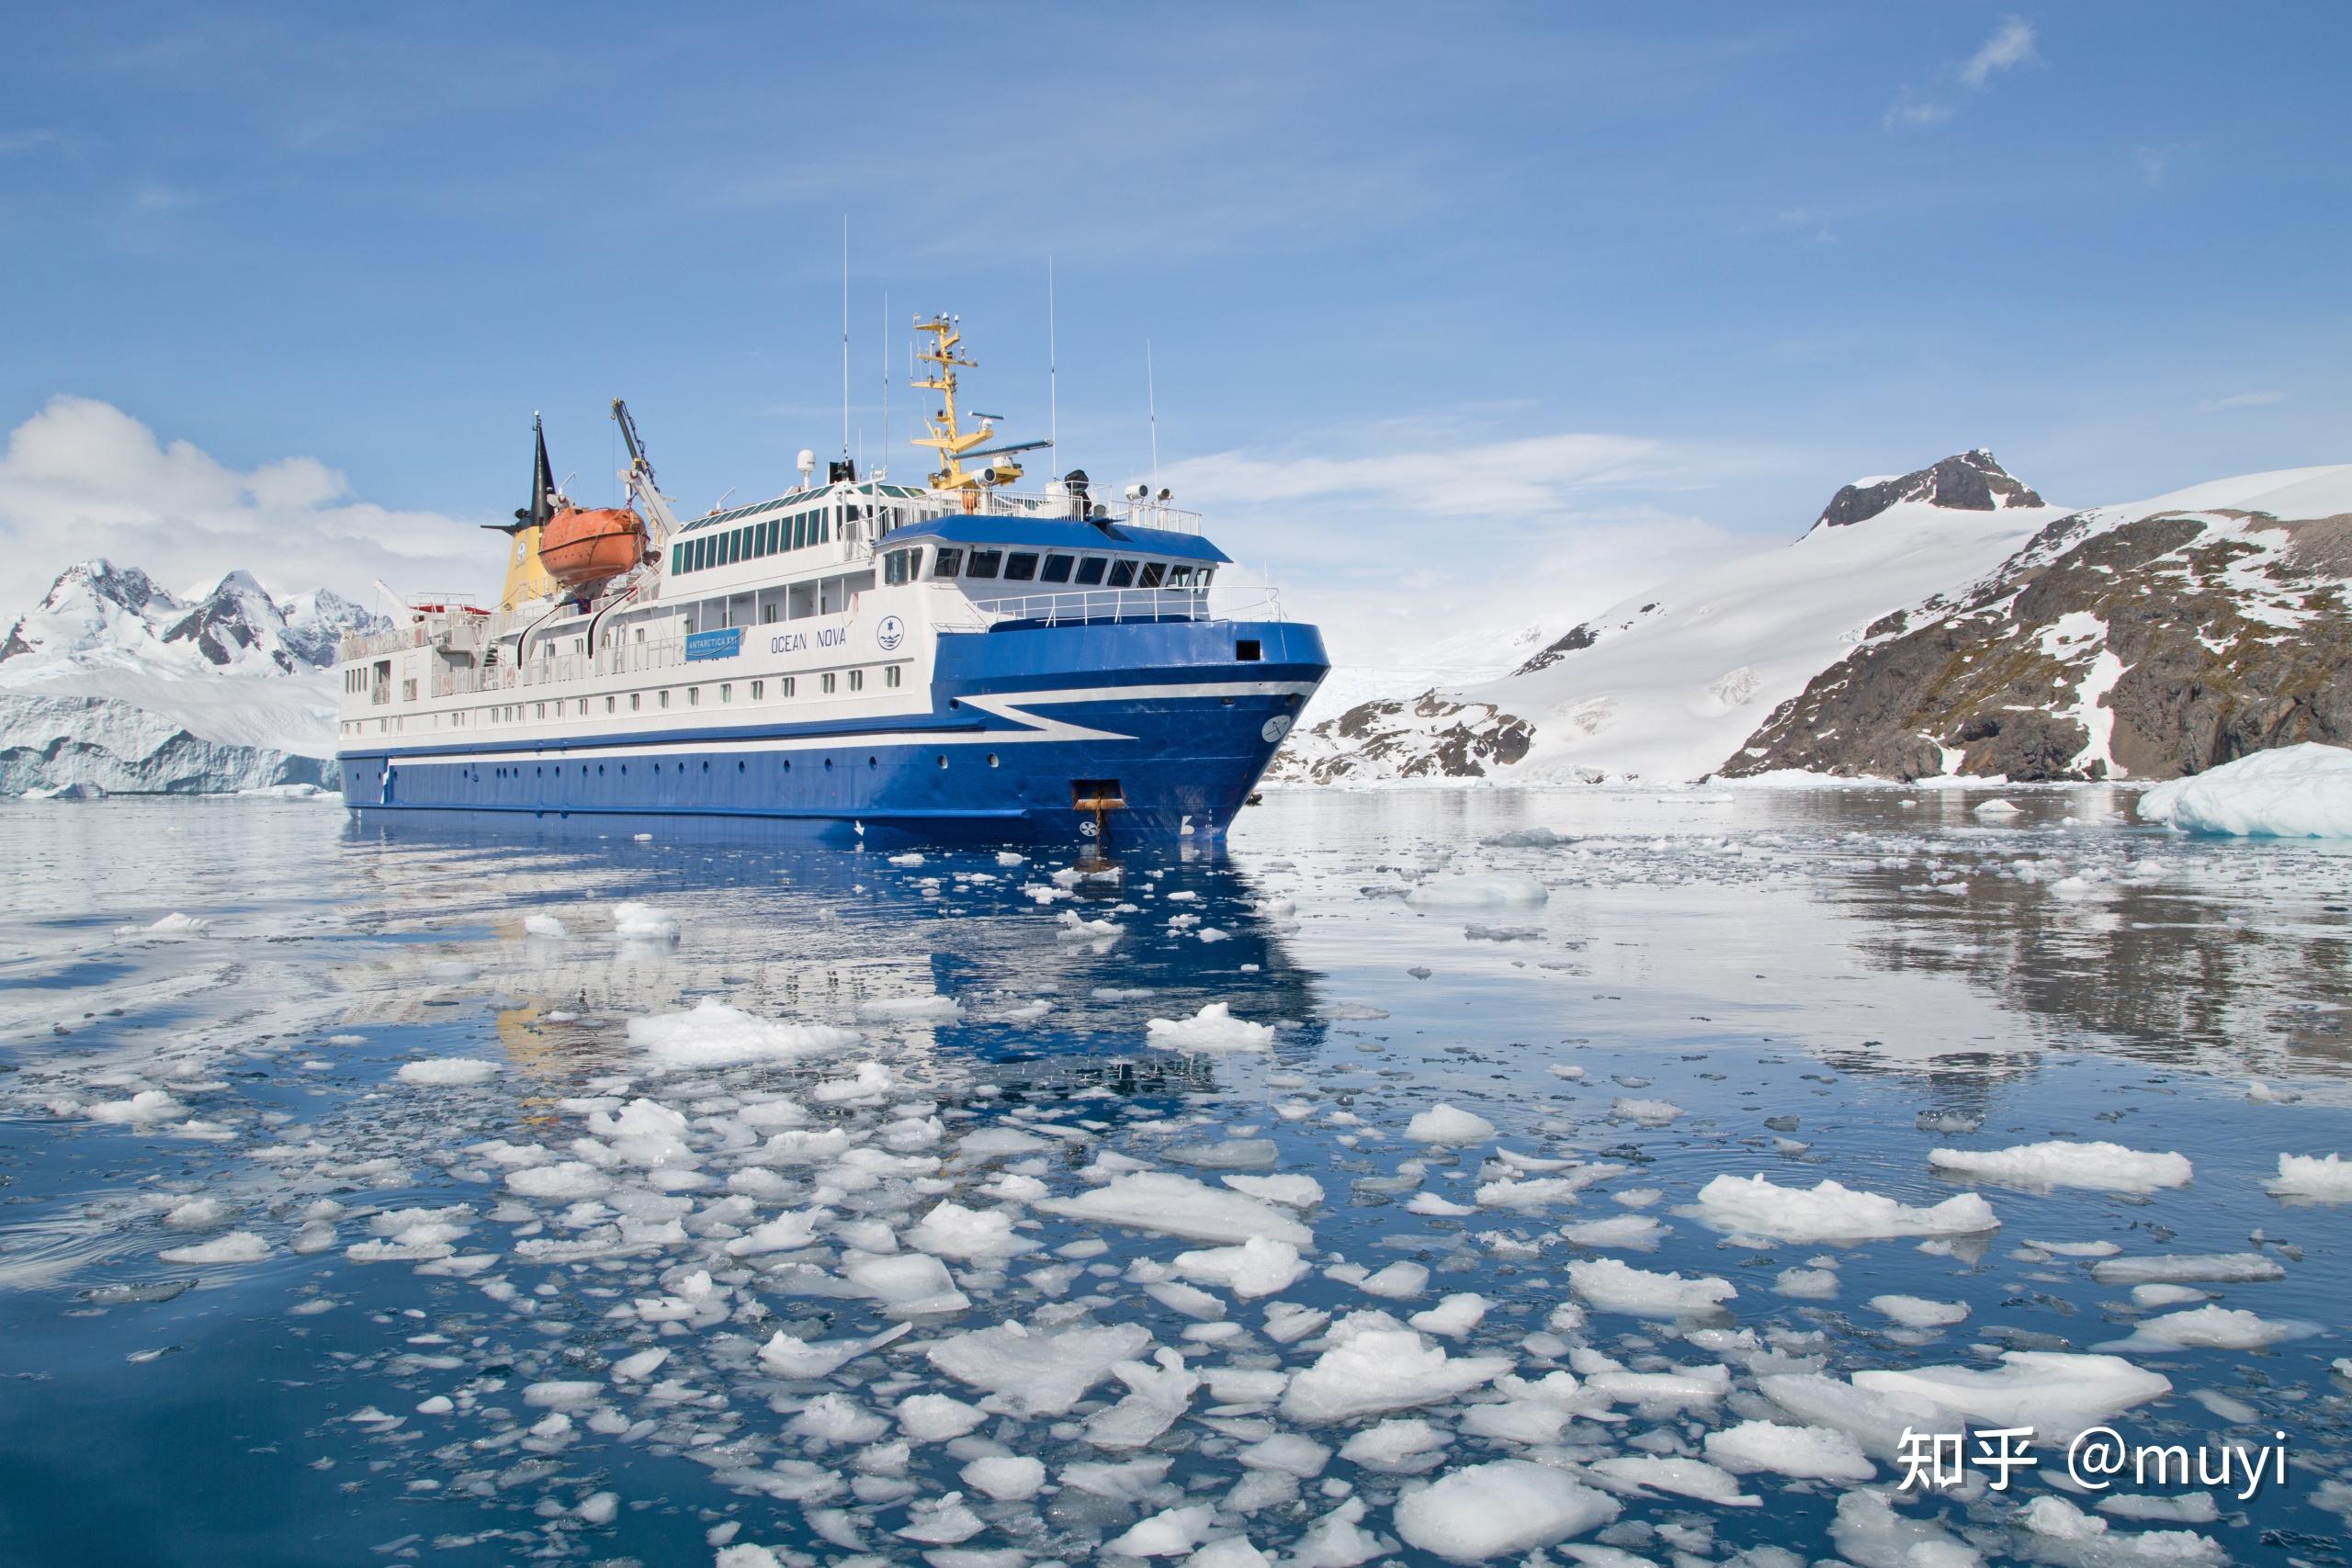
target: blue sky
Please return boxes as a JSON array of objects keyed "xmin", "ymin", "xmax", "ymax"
[{"xmin": 3, "ymin": 3, "xmax": 2346, "ymax": 667}]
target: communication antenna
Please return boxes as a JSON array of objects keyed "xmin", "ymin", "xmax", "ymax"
[
  {"xmin": 1147, "ymin": 338, "xmax": 1159, "ymax": 490},
  {"xmin": 1047, "ymin": 257, "xmax": 1058, "ymax": 465},
  {"xmin": 879, "ymin": 288, "xmax": 891, "ymax": 479},
  {"xmin": 840, "ymin": 216, "xmax": 851, "ymax": 460}
]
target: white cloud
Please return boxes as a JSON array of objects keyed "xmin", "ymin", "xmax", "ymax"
[
  {"xmin": 1960, "ymin": 17, "xmax": 2040, "ymax": 90},
  {"xmin": 2206, "ymin": 389, "xmax": 2285, "ymax": 410},
  {"xmin": 0, "ymin": 396, "xmax": 503, "ymax": 614},
  {"xmin": 1175, "ymin": 428, "xmax": 1782, "ymax": 687},
  {"xmin": 1888, "ymin": 15, "xmax": 2041, "ymax": 130}
]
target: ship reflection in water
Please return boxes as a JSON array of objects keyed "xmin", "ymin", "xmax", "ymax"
[{"xmin": 0, "ymin": 789, "xmax": 2347, "ymax": 1566}]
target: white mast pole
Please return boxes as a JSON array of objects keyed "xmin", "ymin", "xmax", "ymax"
[
  {"xmin": 1047, "ymin": 256, "xmax": 1058, "ymax": 474},
  {"xmin": 1147, "ymin": 338, "xmax": 1159, "ymax": 491},
  {"xmin": 840, "ymin": 216, "xmax": 851, "ymax": 464},
  {"xmin": 880, "ymin": 288, "xmax": 890, "ymax": 481}
]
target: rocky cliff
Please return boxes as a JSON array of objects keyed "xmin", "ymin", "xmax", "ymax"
[{"xmin": 1724, "ymin": 468, "xmax": 2352, "ymax": 781}]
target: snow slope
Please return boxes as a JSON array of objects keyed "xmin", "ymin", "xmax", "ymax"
[
  {"xmin": 1277, "ymin": 452, "xmax": 2064, "ymax": 784},
  {"xmin": 0, "ymin": 558, "xmax": 380, "ymax": 795}
]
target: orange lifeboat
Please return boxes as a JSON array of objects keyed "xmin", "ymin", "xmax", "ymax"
[{"xmin": 537, "ymin": 505, "xmax": 649, "ymax": 589}]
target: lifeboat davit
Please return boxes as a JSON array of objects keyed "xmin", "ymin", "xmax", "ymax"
[{"xmin": 537, "ymin": 505, "xmax": 648, "ymax": 589}]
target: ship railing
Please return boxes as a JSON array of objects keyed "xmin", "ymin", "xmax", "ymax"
[
  {"xmin": 946, "ymin": 489, "xmax": 1204, "ymax": 535},
  {"xmin": 942, "ymin": 586, "xmax": 1282, "ymax": 632}
]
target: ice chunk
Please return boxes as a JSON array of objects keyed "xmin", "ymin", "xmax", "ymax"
[
  {"xmin": 1853, "ymin": 1351, "xmax": 2169, "ymax": 1436},
  {"xmin": 1085, "ymin": 1348, "xmax": 1200, "ymax": 1450},
  {"xmin": 1280, "ymin": 1327, "xmax": 1511, "ymax": 1422},
  {"xmin": 1704, "ymin": 1419, "xmax": 1875, "ymax": 1482},
  {"xmin": 1405, "ymin": 874, "xmax": 1550, "ymax": 910},
  {"xmin": 1221, "ymin": 1172, "xmax": 1324, "ymax": 1208},
  {"xmin": 895, "ymin": 1494, "xmax": 985, "ymax": 1545},
  {"xmin": 1588, "ymin": 1455, "xmax": 1758, "ymax": 1506},
  {"xmin": 628, "ymin": 998, "xmax": 860, "ymax": 1068},
  {"xmin": 1393, "ymin": 1459, "xmax": 1619, "ymax": 1562},
  {"xmin": 612, "ymin": 1347, "xmax": 669, "ymax": 1381},
  {"xmin": 923, "ymin": 1319, "xmax": 1155, "ymax": 1415},
  {"xmin": 2139, "ymin": 742, "xmax": 2352, "ymax": 838},
  {"xmin": 1973, "ymin": 798, "xmax": 2022, "ymax": 816},
  {"xmin": 507, "ymin": 1162, "xmax": 611, "ymax": 1201},
  {"xmin": 2088, "ymin": 1252, "xmax": 2284, "ymax": 1285},
  {"xmin": 522, "ymin": 1380, "xmax": 603, "ymax": 1409},
  {"xmin": 1561, "ymin": 1215, "xmax": 1662, "ymax": 1251},
  {"xmin": 522, "ymin": 912, "xmax": 568, "ymax": 939},
  {"xmin": 896, "ymin": 1393, "xmax": 987, "ymax": 1442},
  {"xmin": 854, "ymin": 994, "xmax": 964, "ymax": 1021},
  {"xmin": 1611, "ymin": 1097, "xmax": 1682, "ymax": 1125},
  {"xmin": 162, "ymin": 1197, "xmax": 232, "ymax": 1229},
  {"xmin": 1868, "ymin": 1295, "xmax": 1970, "ymax": 1328},
  {"xmin": 1357, "ymin": 1260, "xmax": 1428, "ymax": 1299},
  {"xmin": 1338, "ymin": 1417, "xmax": 1449, "ymax": 1474},
  {"xmin": 1146, "ymin": 1003, "xmax": 1274, "ymax": 1052},
  {"xmin": 1928, "ymin": 1141, "xmax": 2191, "ymax": 1193},
  {"xmin": 723, "ymin": 1208, "xmax": 828, "ymax": 1258},
  {"xmin": 611, "ymin": 901, "xmax": 679, "ymax": 941},
  {"xmin": 1406, "ymin": 1103, "xmax": 1497, "ymax": 1145},
  {"xmin": 959, "ymin": 1454, "xmax": 1045, "ymax": 1501},
  {"xmin": 1238, "ymin": 1433, "xmax": 1329, "ymax": 1478},
  {"xmin": 1109, "ymin": 1504, "xmax": 1216, "ymax": 1558},
  {"xmin": 1408, "ymin": 1293, "xmax": 1488, "ymax": 1337},
  {"xmin": 1170, "ymin": 1235, "xmax": 1309, "ymax": 1299},
  {"xmin": 1567, "ymin": 1257, "xmax": 1735, "ymax": 1317},
  {"xmin": 2098, "ymin": 1304, "xmax": 2316, "ymax": 1351},
  {"xmin": 1693, "ymin": 1174, "xmax": 1998, "ymax": 1242},
  {"xmin": 1830, "ymin": 1489, "xmax": 1981, "ymax": 1568},
  {"xmin": 905, "ymin": 1201, "xmax": 1041, "ymax": 1262},
  {"xmin": 842, "ymin": 1252, "xmax": 968, "ymax": 1316},
  {"xmin": 395, "ymin": 1057, "xmax": 501, "ymax": 1087},
  {"xmin": 157, "ymin": 1230, "xmax": 268, "ymax": 1265},
  {"xmin": 1585, "ymin": 1363, "xmax": 1730, "ymax": 1410},
  {"xmin": 1035, "ymin": 1172, "xmax": 1311, "ymax": 1246},
  {"xmin": 2267, "ymin": 1152, "xmax": 2352, "ymax": 1201}
]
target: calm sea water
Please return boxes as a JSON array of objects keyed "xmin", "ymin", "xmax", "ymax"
[{"xmin": 2, "ymin": 788, "xmax": 2347, "ymax": 1566}]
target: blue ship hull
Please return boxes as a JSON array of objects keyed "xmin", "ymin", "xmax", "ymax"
[{"xmin": 338, "ymin": 619, "xmax": 1326, "ymax": 847}]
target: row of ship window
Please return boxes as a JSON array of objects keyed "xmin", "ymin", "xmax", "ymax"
[
  {"xmin": 670, "ymin": 504, "xmax": 875, "ymax": 576},
  {"xmin": 879, "ymin": 546, "xmax": 1211, "ymax": 589},
  {"xmin": 339, "ymin": 666, "xmax": 902, "ymax": 735}
]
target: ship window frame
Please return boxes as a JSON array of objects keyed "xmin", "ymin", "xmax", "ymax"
[
  {"xmin": 885, "ymin": 664, "xmax": 901, "ymax": 689},
  {"xmin": 1002, "ymin": 551, "xmax": 1039, "ymax": 581},
  {"xmin": 630, "ymin": 693, "xmax": 640, "ymax": 710},
  {"xmin": 781, "ymin": 676, "xmax": 796, "ymax": 697},
  {"xmin": 821, "ymin": 671, "xmax": 836, "ymax": 694},
  {"xmin": 1041, "ymin": 553, "xmax": 1075, "ymax": 583},
  {"xmin": 1137, "ymin": 561, "xmax": 1168, "ymax": 588},
  {"xmin": 749, "ymin": 680, "xmax": 762, "ymax": 699},
  {"xmin": 931, "ymin": 547, "xmax": 964, "ymax": 578},
  {"xmin": 965, "ymin": 548, "xmax": 1003, "ymax": 580},
  {"xmin": 1167, "ymin": 565, "xmax": 1194, "ymax": 587},
  {"xmin": 689, "ymin": 686, "xmax": 701, "ymax": 705},
  {"xmin": 1074, "ymin": 556, "xmax": 1108, "ymax": 586},
  {"xmin": 848, "ymin": 668, "xmax": 864, "ymax": 692},
  {"xmin": 1106, "ymin": 558, "xmax": 1137, "ymax": 588},
  {"xmin": 659, "ymin": 689, "xmax": 671, "ymax": 708}
]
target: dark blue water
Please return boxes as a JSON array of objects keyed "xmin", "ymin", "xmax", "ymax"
[{"xmin": 3, "ymin": 788, "xmax": 2347, "ymax": 1566}]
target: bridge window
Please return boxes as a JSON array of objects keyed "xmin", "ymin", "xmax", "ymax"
[
  {"xmin": 966, "ymin": 549, "xmax": 1002, "ymax": 580},
  {"xmin": 931, "ymin": 547, "xmax": 964, "ymax": 578},
  {"xmin": 1106, "ymin": 558, "xmax": 1137, "ymax": 588},
  {"xmin": 1137, "ymin": 561, "xmax": 1168, "ymax": 588},
  {"xmin": 1074, "ymin": 556, "xmax": 1108, "ymax": 586},
  {"xmin": 1041, "ymin": 553, "xmax": 1074, "ymax": 583},
  {"xmin": 882, "ymin": 549, "xmax": 911, "ymax": 587},
  {"xmin": 1003, "ymin": 551, "xmax": 1039, "ymax": 581},
  {"xmin": 1167, "ymin": 565, "xmax": 1193, "ymax": 587}
]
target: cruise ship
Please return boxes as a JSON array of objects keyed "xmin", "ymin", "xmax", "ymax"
[{"xmin": 335, "ymin": 317, "xmax": 1327, "ymax": 846}]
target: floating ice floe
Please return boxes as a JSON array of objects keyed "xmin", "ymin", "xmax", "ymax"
[
  {"xmin": 1280, "ymin": 1323, "xmax": 1513, "ymax": 1422},
  {"xmin": 610, "ymin": 901, "xmax": 680, "ymax": 941},
  {"xmin": 2139, "ymin": 742, "xmax": 2352, "ymax": 838},
  {"xmin": 1169, "ymin": 1235, "xmax": 1309, "ymax": 1299},
  {"xmin": 1221, "ymin": 1172, "xmax": 1323, "ymax": 1208},
  {"xmin": 1405, "ymin": 873, "xmax": 1550, "ymax": 910},
  {"xmin": 1405, "ymin": 1102, "xmax": 1497, "ymax": 1145},
  {"xmin": 1692, "ymin": 1174, "xmax": 1998, "ymax": 1242},
  {"xmin": 1928, "ymin": 1140, "xmax": 2191, "ymax": 1193},
  {"xmin": 2267, "ymin": 1152, "xmax": 2352, "ymax": 1201},
  {"xmin": 1392, "ymin": 1459, "xmax": 1620, "ymax": 1562},
  {"xmin": 1144, "ymin": 1002, "xmax": 1274, "ymax": 1051},
  {"xmin": 2097, "ymin": 1304, "xmax": 2318, "ymax": 1351},
  {"xmin": 1560, "ymin": 1214, "xmax": 1664, "ymax": 1251},
  {"xmin": 627, "ymin": 998, "xmax": 862, "ymax": 1068},
  {"xmin": 922, "ymin": 1319, "xmax": 1155, "ymax": 1415},
  {"xmin": 1587, "ymin": 1454, "xmax": 1759, "ymax": 1506},
  {"xmin": 521, "ymin": 912, "xmax": 568, "ymax": 939},
  {"xmin": 1867, "ymin": 1294, "xmax": 1970, "ymax": 1328},
  {"xmin": 2089, "ymin": 1251, "xmax": 2285, "ymax": 1285},
  {"xmin": 852, "ymin": 993, "xmax": 963, "ymax": 1022},
  {"xmin": 1611, "ymin": 1097, "xmax": 1683, "ymax": 1125},
  {"xmin": 1852, "ymin": 1350, "xmax": 2170, "ymax": 1436},
  {"xmin": 904, "ymin": 1201, "xmax": 1041, "ymax": 1261},
  {"xmin": 157, "ymin": 1230, "xmax": 269, "ymax": 1265},
  {"xmin": 1704, "ymin": 1419, "xmax": 1876, "ymax": 1482},
  {"xmin": 394, "ymin": 1057, "xmax": 500, "ymax": 1087},
  {"xmin": 1035, "ymin": 1172, "xmax": 1311, "ymax": 1246},
  {"xmin": 1567, "ymin": 1258, "xmax": 1736, "ymax": 1318}
]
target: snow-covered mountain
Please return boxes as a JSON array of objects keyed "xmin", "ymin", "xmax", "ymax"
[
  {"xmin": 1727, "ymin": 464, "xmax": 2352, "ymax": 782},
  {"xmin": 0, "ymin": 559, "xmax": 385, "ymax": 795},
  {"xmin": 1274, "ymin": 450, "xmax": 2068, "ymax": 784}
]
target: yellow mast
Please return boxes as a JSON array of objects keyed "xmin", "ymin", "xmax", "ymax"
[
  {"xmin": 496, "ymin": 525, "xmax": 561, "ymax": 612},
  {"xmin": 910, "ymin": 314, "xmax": 1023, "ymax": 506}
]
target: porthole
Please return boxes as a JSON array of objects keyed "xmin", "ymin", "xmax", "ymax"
[
  {"xmin": 937, "ymin": 755, "xmax": 948, "ymax": 769},
  {"xmin": 988, "ymin": 753, "xmax": 1000, "ymax": 768}
]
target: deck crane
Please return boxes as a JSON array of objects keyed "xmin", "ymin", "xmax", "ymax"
[{"xmin": 610, "ymin": 399, "xmax": 681, "ymax": 547}]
